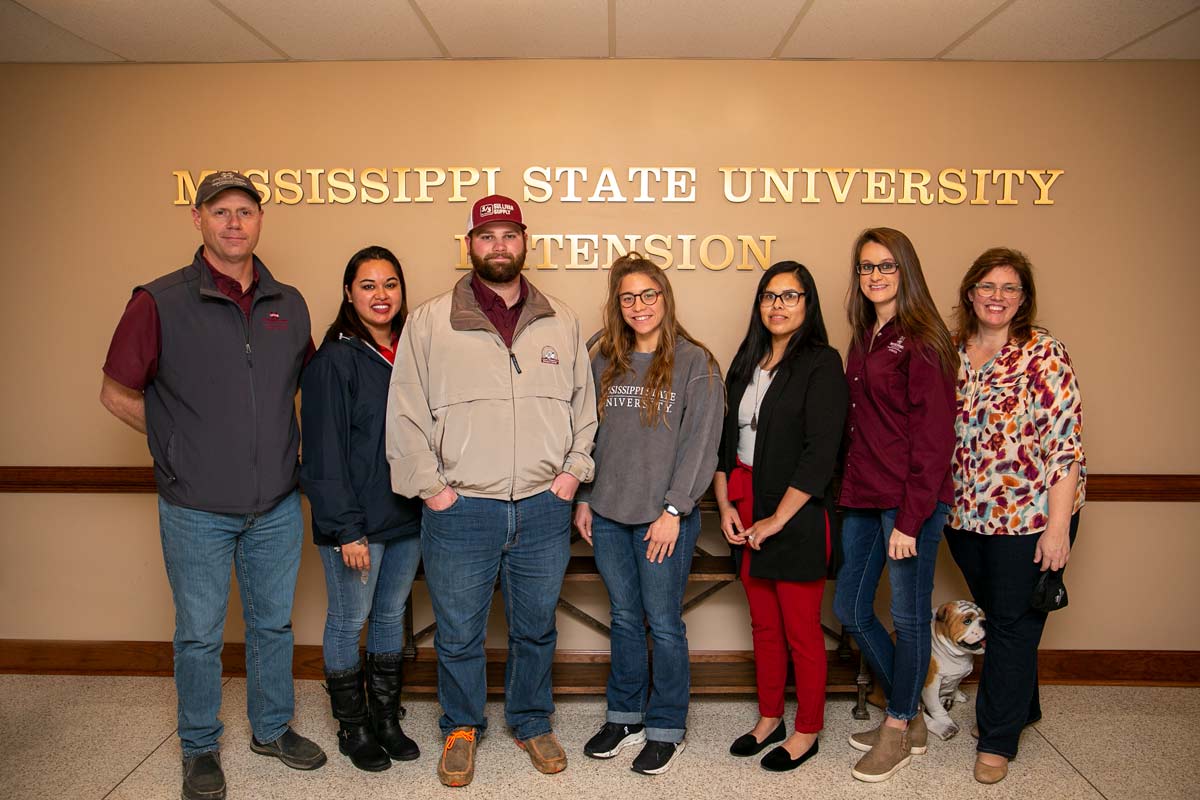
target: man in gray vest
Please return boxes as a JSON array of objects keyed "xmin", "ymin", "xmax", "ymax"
[{"xmin": 100, "ymin": 171, "xmax": 325, "ymax": 800}]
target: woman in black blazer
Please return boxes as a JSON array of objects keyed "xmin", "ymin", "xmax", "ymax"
[{"xmin": 713, "ymin": 261, "xmax": 848, "ymax": 772}]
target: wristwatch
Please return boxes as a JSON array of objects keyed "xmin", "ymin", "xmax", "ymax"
[{"xmin": 663, "ymin": 503, "xmax": 681, "ymax": 517}]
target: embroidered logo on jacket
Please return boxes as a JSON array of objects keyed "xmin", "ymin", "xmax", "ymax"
[
  {"xmin": 264, "ymin": 311, "xmax": 289, "ymax": 331},
  {"xmin": 541, "ymin": 345, "xmax": 559, "ymax": 365},
  {"xmin": 887, "ymin": 336, "xmax": 906, "ymax": 355}
]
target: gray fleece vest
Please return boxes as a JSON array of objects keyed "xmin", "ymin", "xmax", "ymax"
[{"xmin": 140, "ymin": 248, "xmax": 310, "ymax": 514}]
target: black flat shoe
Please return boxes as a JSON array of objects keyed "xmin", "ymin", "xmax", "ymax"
[
  {"xmin": 729, "ymin": 720, "xmax": 786, "ymax": 757},
  {"xmin": 761, "ymin": 738, "xmax": 818, "ymax": 772}
]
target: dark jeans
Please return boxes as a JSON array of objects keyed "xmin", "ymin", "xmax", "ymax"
[
  {"xmin": 944, "ymin": 513, "xmax": 1080, "ymax": 759},
  {"xmin": 420, "ymin": 490, "xmax": 572, "ymax": 740}
]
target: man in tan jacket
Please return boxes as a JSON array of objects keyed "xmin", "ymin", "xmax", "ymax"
[{"xmin": 386, "ymin": 194, "xmax": 596, "ymax": 787}]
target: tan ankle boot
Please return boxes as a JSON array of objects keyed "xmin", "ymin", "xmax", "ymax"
[
  {"xmin": 851, "ymin": 724, "xmax": 911, "ymax": 782},
  {"xmin": 848, "ymin": 711, "xmax": 927, "ymax": 755}
]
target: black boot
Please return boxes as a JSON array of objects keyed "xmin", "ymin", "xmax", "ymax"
[
  {"xmin": 325, "ymin": 666, "xmax": 391, "ymax": 772},
  {"xmin": 366, "ymin": 652, "xmax": 420, "ymax": 761}
]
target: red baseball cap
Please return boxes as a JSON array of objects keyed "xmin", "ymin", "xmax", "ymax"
[{"xmin": 468, "ymin": 194, "xmax": 525, "ymax": 234}]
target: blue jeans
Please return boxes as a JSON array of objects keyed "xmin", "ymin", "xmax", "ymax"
[
  {"xmin": 420, "ymin": 490, "xmax": 571, "ymax": 740},
  {"xmin": 591, "ymin": 510, "xmax": 699, "ymax": 744},
  {"xmin": 833, "ymin": 503, "xmax": 947, "ymax": 721},
  {"xmin": 158, "ymin": 490, "xmax": 303, "ymax": 756},
  {"xmin": 319, "ymin": 535, "xmax": 421, "ymax": 672}
]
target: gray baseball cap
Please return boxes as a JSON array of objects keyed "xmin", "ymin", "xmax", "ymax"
[{"xmin": 194, "ymin": 170, "xmax": 262, "ymax": 208}]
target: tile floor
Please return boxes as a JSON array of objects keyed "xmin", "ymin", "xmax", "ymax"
[{"xmin": 0, "ymin": 675, "xmax": 1193, "ymax": 799}]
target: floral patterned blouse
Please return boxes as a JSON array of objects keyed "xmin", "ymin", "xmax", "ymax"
[{"xmin": 948, "ymin": 329, "xmax": 1086, "ymax": 536}]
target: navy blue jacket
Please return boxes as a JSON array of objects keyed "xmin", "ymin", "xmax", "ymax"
[{"xmin": 300, "ymin": 335, "xmax": 421, "ymax": 546}]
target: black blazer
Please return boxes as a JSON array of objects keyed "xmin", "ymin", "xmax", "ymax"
[{"xmin": 718, "ymin": 345, "xmax": 848, "ymax": 582}]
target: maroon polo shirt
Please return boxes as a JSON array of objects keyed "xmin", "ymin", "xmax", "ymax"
[
  {"xmin": 838, "ymin": 319, "xmax": 956, "ymax": 537},
  {"xmin": 471, "ymin": 275, "xmax": 529, "ymax": 348},
  {"xmin": 103, "ymin": 255, "xmax": 313, "ymax": 391}
]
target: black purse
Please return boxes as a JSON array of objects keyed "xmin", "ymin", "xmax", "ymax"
[{"xmin": 1030, "ymin": 569, "xmax": 1068, "ymax": 612}]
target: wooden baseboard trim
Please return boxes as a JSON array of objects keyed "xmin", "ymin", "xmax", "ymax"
[
  {"xmin": 1, "ymin": 468, "xmax": 1198, "ymax": 502},
  {"xmin": 3, "ymin": 640, "xmax": 1197, "ymax": 689}
]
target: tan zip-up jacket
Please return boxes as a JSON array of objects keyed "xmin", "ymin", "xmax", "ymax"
[{"xmin": 386, "ymin": 273, "xmax": 597, "ymax": 501}]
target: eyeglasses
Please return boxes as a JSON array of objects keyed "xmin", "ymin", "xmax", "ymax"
[
  {"xmin": 759, "ymin": 290, "xmax": 805, "ymax": 308},
  {"xmin": 972, "ymin": 282, "xmax": 1023, "ymax": 298},
  {"xmin": 618, "ymin": 289, "xmax": 662, "ymax": 307},
  {"xmin": 856, "ymin": 261, "xmax": 899, "ymax": 275}
]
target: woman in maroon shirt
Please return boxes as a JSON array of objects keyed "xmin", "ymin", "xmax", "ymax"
[{"xmin": 832, "ymin": 227, "xmax": 958, "ymax": 783}]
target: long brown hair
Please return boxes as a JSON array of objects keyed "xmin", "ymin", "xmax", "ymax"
[
  {"xmin": 846, "ymin": 227, "xmax": 957, "ymax": 375},
  {"xmin": 952, "ymin": 247, "xmax": 1040, "ymax": 346},
  {"xmin": 595, "ymin": 253, "xmax": 719, "ymax": 428}
]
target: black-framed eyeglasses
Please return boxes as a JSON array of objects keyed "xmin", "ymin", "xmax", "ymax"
[
  {"xmin": 618, "ymin": 289, "xmax": 662, "ymax": 307},
  {"xmin": 759, "ymin": 290, "xmax": 805, "ymax": 308},
  {"xmin": 855, "ymin": 261, "xmax": 899, "ymax": 275},
  {"xmin": 972, "ymin": 282, "xmax": 1023, "ymax": 298}
]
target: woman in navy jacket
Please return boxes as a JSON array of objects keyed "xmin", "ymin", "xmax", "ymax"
[
  {"xmin": 713, "ymin": 261, "xmax": 847, "ymax": 772},
  {"xmin": 300, "ymin": 246, "xmax": 422, "ymax": 772}
]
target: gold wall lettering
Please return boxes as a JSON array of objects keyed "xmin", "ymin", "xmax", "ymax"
[
  {"xmin": 174, "ymin": 166, "xmax": 1065, "ymax": 208},
  {"xmin": 454, "ymin": 233, "xmax": 777, "ymax": 272},
  {"xmin": 172, "ymin": 164, "xmax": 1063, "ymax": 272}
]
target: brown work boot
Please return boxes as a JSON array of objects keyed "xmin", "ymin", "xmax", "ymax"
[
  {"xmin": 437, "ymin": 728, "xmax": 477, "ymax": 787},
  {"xmin": 851, "ymin": 723, "xmax": 911, "ymax": 782},
  {"xmin": 517, "ymin": 731, "xmax": 567, "ymax": 774},
  {"xmin": 848, "ymin": 711, "xmax": 927, "ymax": 755}
]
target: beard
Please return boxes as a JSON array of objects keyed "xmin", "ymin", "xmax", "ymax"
[{"xmin": 470, "ymin": 248, "xmax": 526, "ymax": 284}]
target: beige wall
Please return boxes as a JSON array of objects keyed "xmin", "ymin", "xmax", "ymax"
[{"xmin": 1, "ymin": 59, "xmax": 1197, "ymax": 651}]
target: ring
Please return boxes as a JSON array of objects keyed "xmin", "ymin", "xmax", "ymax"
[{"xmin": 748, "ymin": 535, "xmax": 755, "ymax": 543}]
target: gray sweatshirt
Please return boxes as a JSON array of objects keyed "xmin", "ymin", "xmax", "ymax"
[{"xmin": 578, "ymin": 339, "xmax": 725, "ymax": 525}]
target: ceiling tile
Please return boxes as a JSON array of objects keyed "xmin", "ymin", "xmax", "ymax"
[
  {"xmin": 220, "ymin": 0, "xmax": 442, "ymax": 60},
  {"xmin": 20, "ymin": 0, "xmax": 284, "ymax": 62},
  {"xmin": 944, "ymin": 0, "xmax": 1200, "ymax": 60},
  {"xmin": 1109, "ymin": 7, "xmax": 1200, "ymax": 59},
  {"xmin": 0, "ymin": 0, "xmax": 123, "ymax": 62},
  {"xmin": 617, "ymin": 0, "xmax": 801, "ymax": 58},
  {"xmin": 419, "ymin": 0, "xmax": 607, "ymax": 58},
  {"xmin": 780, "ymin": 0, "xmax": 1007, "ymax": 59}
]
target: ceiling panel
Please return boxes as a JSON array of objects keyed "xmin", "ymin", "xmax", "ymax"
[
  {"xmin": 0, "ymin": 0, "xmax": 123, "ymax": 62},
  {"xmin": 616, "ymin": 0, "xmax": 802, "ymax": 58},
  {"xmin": 419, "ymin": 0, "xmax": 607, "ymax": 58},
  {"xmin": 221, "ymin": 0, "xmax": 442, "ymax": 60},
  {"xmin": 19, "ymin": 0, "xmax": 284, "ymax": 62},
  {"xmin": 781, "ymin": 0, "xmax": 1007, "ymax": 59},
  {"xmin": 944, "ymin": 0, "xmax": 1200, "ymax": 60},
  {"xmin": 1109, "ymin": 7, "xmax": 1200, "ymax": 59}
]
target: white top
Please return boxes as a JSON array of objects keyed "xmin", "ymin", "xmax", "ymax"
[{"xmin": 736, "ymin": 367, "xmax": 774, "ymax": 466}]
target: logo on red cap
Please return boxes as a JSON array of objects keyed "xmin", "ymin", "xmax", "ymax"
[{"xmin": 469, "ymin": 194, "xmax": 525, "ymax": 233}]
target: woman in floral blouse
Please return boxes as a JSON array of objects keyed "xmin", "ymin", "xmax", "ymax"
[{"xmin": 945, "ymin": 247, "xmax": 1085, "ymax": 785}]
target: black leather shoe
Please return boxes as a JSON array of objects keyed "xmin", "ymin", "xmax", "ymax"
[
  {"xmin": 250, "ymin": 727, "xmax": 328, "ymax": 770},
  {"xmin": 729, "ymin": 720, "xmax": 786, "ymax": 757},
  {"xmin": 182, "ymin": 751, "xmax": 226, "ymax": 800},
  {"xmin": 761, "ymin": 738, "xmax": 819, "ymax": 772}
]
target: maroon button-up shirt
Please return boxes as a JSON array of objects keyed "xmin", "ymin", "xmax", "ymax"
[
  {"xmin": 838, "ymin": 320, "xmax": 956, "ymax": 537},
  {"xmin": 103, "ymin": 256, "xmax": 315, "ymax": 391},
  {"xmin": 470, "ymin": 275, "xmax": 529, "ymax": 348}
]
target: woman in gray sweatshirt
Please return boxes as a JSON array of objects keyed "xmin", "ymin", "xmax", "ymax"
[{"xmin": 574, "ymin": 253, "xmax": 724, "ymax": 776}]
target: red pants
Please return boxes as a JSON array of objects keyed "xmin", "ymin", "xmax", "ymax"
[{"xmin": 731, "ymin": 461, "xmax": 829, "ymax": 733}]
